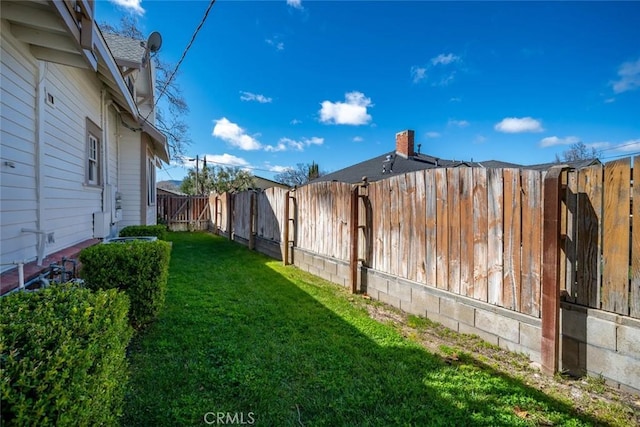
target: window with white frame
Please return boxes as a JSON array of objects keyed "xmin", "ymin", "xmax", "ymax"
[
  {"xmin": 86, "ymin": 118, "xmax": 102, "ymax": 186},
  {"xmin": 147, "ymin": 156, "xmax": 156, "ymax": 206}
]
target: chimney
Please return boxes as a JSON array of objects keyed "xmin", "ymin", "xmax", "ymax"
[{"xmin": 395, "ymin": 129, "xmax": 415, "ymax": 158}]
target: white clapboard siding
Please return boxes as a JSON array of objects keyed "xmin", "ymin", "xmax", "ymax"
[
  {"xmin": 0, "ymin": 24, "xmax": 38, "ymax": 271},
  {"xmin": 118, "ymin": 132, "xmax": 143, "ymax": 228},
  {"xmin": 40, "ymin": 63, "xmax": 103, "ymax": 252}
]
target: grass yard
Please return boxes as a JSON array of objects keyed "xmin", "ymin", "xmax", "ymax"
[{"xmin": 122, "ymin": 232, "xmax": 633, "ymax": 426}]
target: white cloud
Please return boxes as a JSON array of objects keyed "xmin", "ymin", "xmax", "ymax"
[
  {"xmin": 611, "ymin": 58, "xmax": 640, "ymax": 94},
  {"xmin": 286, "ymin": 0, "xmax": 303, "ymax": 9},
  {"xmin": 267, "ymin": 164, "xmax": 290, "ymax": 173},
  {"xmin": 290, "ymin": 119, "xmax": 302, "ymax": 125},
  {"xmin": 264, "ymin": 142, "xmax": 288, "ymax": 152},
  {"xmin": 212, "ymin": 118, "xmax": 262, "ymax": 150},
  {"xmin": 412, "ymin": 53, "xmax": 462, "ymax": 85},
  {"xmin": 448, "ymin": 119, "xmax": 470, "ymax": 128},
  {"xmin": 109, "ymin": 0, "xmax": 144, "ymax": 15},
  {"xmin": 474, "ymin": 135, "xmax": 487, "ymax": 144},
  {"xmin": 240, "ymin": 91, "xmax": 272, "ymax": 103},
  {"xmin": 269, "ymin": 137, "xmax": 324, "ymax": 151},
  {"xmin": 426, "ymin": 132, "xmax": 441, "ymax": 138},
  {"xmin": 353, "ymin": 136, "xmax": 364, "ymax": 142},
  {"xmin": 204, "ymin": 154, "xmax": 250, "ymax": 167},
  {"xmin": 449, "ymin": 97, "xmax": 462, "ymax": 103},
  {"xmin": 604, "ymin": 98, "xmax": 616, "ymax": 104},
  {"xmin": 539, "ymin": 135, "xmax": 580, "ymax": 147},
  {"xmin": 319, "ymin": 91, "xmax": 373, "ymax": 125},
  {"xmin": 494, "ymin": 117, "xmax": 544, "ymax": 133},
  {"xmin": 431, "ymin": 53, "xmax": 460, "ymax": 66},
  {"xmin": 265, "ymin": 38, "xmax": 284, "ymax": 51},
  {"xmin": 411, "ymin": 66, "xmax": 427, "ymax": 83}
]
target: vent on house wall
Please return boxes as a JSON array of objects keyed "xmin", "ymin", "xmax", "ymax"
[{"xmin": 45, "ymin": 90, "xmax": 55, "ymax": 107}]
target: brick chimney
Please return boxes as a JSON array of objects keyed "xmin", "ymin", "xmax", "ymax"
[{"xmin": 395, "ymin": 129, "xmax": 415, "ymax": 158}]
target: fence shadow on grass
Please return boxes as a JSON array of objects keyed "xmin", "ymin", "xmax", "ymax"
[{"xmin": 122, "ymin": 232, "xmax": 606, "ymax": 427}]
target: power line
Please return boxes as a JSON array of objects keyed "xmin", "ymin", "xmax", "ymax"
[
  {"xmin": 597, "ymin": 140, "xmax": 640, "ymax": 153},
  {"xmin": 143, "ymin": 0, "xmax": 216, "ymax": 124},
  {"xmin": 180, "ymin": 157, "xmax": 291, "ymax": 174},
  {"xmin": 599, "ymin": 151, "xmax": 640, "ymax": 161}
]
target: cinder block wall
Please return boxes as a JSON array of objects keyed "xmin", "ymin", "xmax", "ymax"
[
  {"xmin": 291, "ymin": 247, "xmax": 542, "ymax": 363},
  {"xmin": 561, "ymin": 302, "xmax": 640, "ymax": 394}
]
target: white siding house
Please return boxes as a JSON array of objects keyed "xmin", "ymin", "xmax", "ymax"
[{"xmin": 0, "ymin": 1, "xmax": 169, "ymax": 281}]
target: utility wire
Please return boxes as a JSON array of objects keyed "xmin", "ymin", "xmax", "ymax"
[
  {"xmin": 143, "ymin": 0, "xmax": 216, "ymax": 124},
  {"xmin": 180, "ymin": 157, "xmax": 291, "ymax": 174},
  {"xmin": 596, "ymin": 140, "xmax": 640, "ymax": 153}
]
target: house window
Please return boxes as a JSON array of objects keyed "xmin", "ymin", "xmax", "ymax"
[
  {"xmin": 147, "ymin": 157, "xmax": 156, "ymax": 206},
  {"xmin": 86, "ymin": 118, "xmax": 102, "ymax": 186}
]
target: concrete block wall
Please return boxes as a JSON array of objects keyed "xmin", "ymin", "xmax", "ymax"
[
  {"xmin": 291, "ymin": 248, "xmax": 542, "ymax": 363},
  {"xmin": 561, "ymin": 302, "xmax": 640, "ymax": 394}
]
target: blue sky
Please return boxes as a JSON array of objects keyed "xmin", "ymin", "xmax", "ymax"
[{"xmin": 97, "ymin": 0, "xmax": 640, "ymax": 182}]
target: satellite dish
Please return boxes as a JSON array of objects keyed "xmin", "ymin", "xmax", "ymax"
[{"xmin": 146, "ymin": 31, "xmax": 162, "ymax": 53}]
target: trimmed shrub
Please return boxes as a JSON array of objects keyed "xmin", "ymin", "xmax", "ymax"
[
  {"xmin": 0, "ymin": 284, "xmax": 132, "ymax": 426},
  {"xmin": 119, "ymin": 225, "xmax": 167, "ymax": 240},
  {"xmin": 79, "ymin": 240, "xmax": 172, "ymax": 329}
]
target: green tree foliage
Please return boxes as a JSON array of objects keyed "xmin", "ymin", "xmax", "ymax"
[
  {"xmin": 180, "ymin": 164, "xmax": 256, "ymax": 195},
  {"xmin": 274, "ymin": 161, "xmax": 325, "ymax": 187},
  {"xmin": 99, "ymin": 16, "xmax": 190, "ymax": 160}
]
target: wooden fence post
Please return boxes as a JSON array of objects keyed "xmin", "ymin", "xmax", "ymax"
[
  {"xmin": 350, "ymin": 184, "xmax": 360, "ymax": 294},
  {"xmin": 283, "ymin": 191, "xmax": 290, "ymax": 265},
  {"xmin": 226, "ymin": 192, "xmax": 234, "ymax": 241},
  {"xmin": 541, "ymin": 167, "xmax": 564, "ymax": 375},
  {"xmin": 249, "ymin": 191, "xmax": 256, "ymax": 250}
]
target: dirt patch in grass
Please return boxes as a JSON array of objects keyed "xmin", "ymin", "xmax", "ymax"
[{"xmin": 357, "ymin": 297, "xmax": 640, "ymax": 426}]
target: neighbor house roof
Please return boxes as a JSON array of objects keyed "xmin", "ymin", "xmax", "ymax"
[{"xmin": 312, "ymin": 130, "xmax": 601, "ymax": 184}]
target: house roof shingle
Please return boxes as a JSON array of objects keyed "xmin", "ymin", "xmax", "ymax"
[
  {"xmin": 313, "ymin": 145, "xmax": 600, "ymax": 185},
  {"xmin": 102, "ymin": 33, "xmax": 146, "ymax": 66}
]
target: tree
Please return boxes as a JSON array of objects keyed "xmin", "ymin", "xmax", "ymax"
[
  {"xmin": 180, "ymin": 165, "xmax": 255, "ymax": 195},
  {"xmin": 555, "ymin": 141, "xmax": 599, "ymax": 163},
  {"xmin": 100, "ymin": 17, "xmax": 190, "ymax": 160},
  {"xmin": 274, "ymin": 162, "xmax": 325, "ymax": 187}
]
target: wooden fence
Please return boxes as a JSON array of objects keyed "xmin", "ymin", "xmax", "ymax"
[
  {"xmin": 209, "ymin": 158, "xmax": 638, "ymax": 321},
  {"xmin": 157, "ymin": 194, "xmax": 210, "ymax": 231},
  {"xmin": 560, "ymin": 157, "xmax": 639, "ymax": 317}
]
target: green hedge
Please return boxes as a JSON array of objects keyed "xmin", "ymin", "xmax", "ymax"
[
  {"xmin": 79, "ymin": 240, "xmax": 172, "ymax": 330},
  {"xmin": 0, "ymin": 284, "xmax": 132, "ymax": 426},
  {"xmin": 119, "ymin": 225, "xmax": 167, "ymax": 240}
]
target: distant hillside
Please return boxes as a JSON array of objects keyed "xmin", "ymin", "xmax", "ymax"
[{"xmin": 157, "ymin": 180, "xmax": 182, "ymax": 191}]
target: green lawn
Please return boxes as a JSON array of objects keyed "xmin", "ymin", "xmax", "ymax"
[{"xmin": 122, "ymin": 232, "xmax": 603, "ymax": 426}]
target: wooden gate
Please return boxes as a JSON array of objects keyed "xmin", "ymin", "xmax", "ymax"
[{"xmin": 157, "ymin": 194, "xmax": 211, "ymax": 231}]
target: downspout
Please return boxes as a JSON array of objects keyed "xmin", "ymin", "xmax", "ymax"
[
  {"xmin": 101, "ymin": 88, "xmax": 109, "ymax": 216},
  {"xmin": 25, "ymin": 61, "xmax": 53, "ymax": 266},
  {"xmin": 36, "ymin": 62, "xmax": 46, "ymax": 244}
]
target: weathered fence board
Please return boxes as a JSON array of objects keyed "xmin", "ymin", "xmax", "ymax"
[
  {"xmin": 602, "ymin": 159, "xmax": 631, "ymax": 315},
  {"xmin": 575, "ymin": 165, "xmax": 602, "ymax": 308},
  {"xmin": 447, "ymin": 168, "xmax": 461, "ymax": 295},
  {"xmin": 424, "ymin": 171, "xmax": 437, "ymax": 287},
  {"xmin": 503, "ymin": 169, "xmax": 522, "ymax": 311},
  {"xmin": 564, "ymin": 170, "xmax": 578, "ymax": 300},
  {"xmin": 459, "ymin": 168, "xmax": 474, "ymax": 298},
  {"xmin": 520, "ymin": 170, "xmax": 542, "ymax": 317},
  {"xmin": 487, "ymin": 168, "xmax": 504, "ymax": 306},
  {"xmin": 632, "ymin": 157, "xmax": 640, "ymax": 318},
  {"xmin": 435, "ymin": 169, "xmax": 449, "ymax": 291},
  {"xmin": 473, "ymin": 168, "xmax": 488, "ymax": 302}
]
